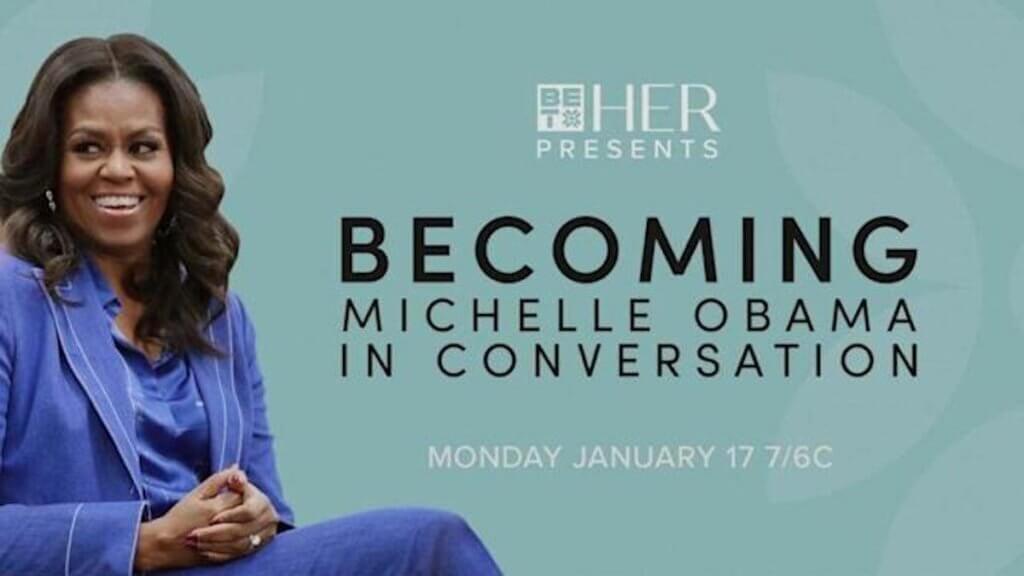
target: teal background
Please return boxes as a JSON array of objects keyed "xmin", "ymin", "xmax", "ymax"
[{"xmin": 2, "ymin": 1, "xmax": 1023, "ymax": 574}]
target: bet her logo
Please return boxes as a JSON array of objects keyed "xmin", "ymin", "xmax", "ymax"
[
  {"xmin": 535, "ymin": 83, "xmax": 722, "ymax": 160},
  {"xmin": 536, "ymin": 82, "xmax": 720, "ymax": 133},
  {"xmin": 537, "ymin": 84, "xmax": 586, "ymax": 131}
]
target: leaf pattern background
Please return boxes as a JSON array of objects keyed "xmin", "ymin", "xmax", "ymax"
[
  {"xmin": 766, "ymin": 73, "xmax": 981, "ymax": 501},
  {"xmin": 877, "ymin": 0, "xmax": 1024, "ymax": 171},
  {"xmin": 878, "ymin": 410, "xmax": 1024, "ymax": 575}
]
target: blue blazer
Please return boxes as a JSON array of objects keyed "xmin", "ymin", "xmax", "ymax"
[{"xmin": 0, "ymin": 249, "xmax": 295, "ymax": 575}]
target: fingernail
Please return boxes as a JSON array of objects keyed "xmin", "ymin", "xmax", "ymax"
[{"xmin": 185, "ymin": 535, "xmax": 198, "ymax": 547}]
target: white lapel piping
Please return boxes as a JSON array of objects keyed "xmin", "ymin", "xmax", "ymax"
[
  {"xmin": 112, "ymin": 353, "xmax": 157, "ymax": 522},
  {"xmin": 207, "ymin": 305, "xmax": 246, "ymax": 470},
  {"xmin": 64, "ymin": 503, "xmax": 84, "ymax": 576},
  {"xmin": 44, "ymin": 290, "xmax": 146, "ymax": 498},
  {"xmin": 226, "ymin": 306, "xmax": 244, "ymax": 465},
  {"xmin": 207, "ymin": 323, "xmax": 230, "ymax": 472}
]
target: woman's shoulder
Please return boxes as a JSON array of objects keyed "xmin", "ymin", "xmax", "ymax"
[
  {"xmin": 0, "ymin": 248, "xmax": 49, "ymax": 335},
  {"xmin": 223, "ymin": 289, "xmax": 256, "ymax": 336},
  {"xmin": 219, "ymin": 290, "xmax": 261, "ymax": 361},
  {"xmin": 0, "ymin": 247, "xmax": 44, "ymax": 289}
]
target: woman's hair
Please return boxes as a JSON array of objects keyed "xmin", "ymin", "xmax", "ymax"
[{"xmin": 0, "ymin": 33, "xmax": 238, "ymax": 355}]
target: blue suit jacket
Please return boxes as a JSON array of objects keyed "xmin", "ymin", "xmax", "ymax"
[{"xmin": 0, "ymin": 249, "xmax": 295, "ymax": 575}]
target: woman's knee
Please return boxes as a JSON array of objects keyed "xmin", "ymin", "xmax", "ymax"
[
  {"xmin": 403, "ymin": 508, "xmax": 498, "ymax": 574},
  {"xmin": 312, "ymin": 507, "xmax": 499, "ymax": 574},
  {"xmin": 405, "ymin": 507, "xmax": 471, "ymax": 535},
  {"xmin": 342, "ymin": 507, "xmax": 468, "ymax": 534}
]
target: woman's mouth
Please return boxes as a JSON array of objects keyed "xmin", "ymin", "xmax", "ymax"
[{"xmin": 91, "ymin": 194, "xmax": 145, "ymax": 215}]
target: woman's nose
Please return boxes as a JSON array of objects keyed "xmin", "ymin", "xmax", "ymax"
[{"xmin": 99, "ymin": 149, "xmax": 134, "ymax": 180}]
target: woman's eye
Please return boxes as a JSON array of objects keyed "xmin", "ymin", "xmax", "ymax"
[
  {"xmin": 131, "ymin": 141, "xmax": 159, "ymax": 155},
  {"xmin": 71, "ymin": 142, "xmax": 101, "ymax": 155}
]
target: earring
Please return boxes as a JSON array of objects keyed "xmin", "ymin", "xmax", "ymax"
[{"xmin": 44, "ymin": 189, "xmax": 56, "ymax": 212}]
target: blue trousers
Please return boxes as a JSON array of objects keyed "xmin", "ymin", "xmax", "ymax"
[{"xmin": 161, "ymin": 508, "xmax": 501, "ymax": 575}]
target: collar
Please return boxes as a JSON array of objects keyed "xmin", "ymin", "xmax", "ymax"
[
  {"xmin": 81, "ymin": 253, "xmax": 123, "ymax": 318},
  {"xmin": 82, "ymin": 254, "xmax": 178, "ymax": 366},
  {"xmin": 34, "ymin": 259, "xmax": 245, "ymax": 492}
]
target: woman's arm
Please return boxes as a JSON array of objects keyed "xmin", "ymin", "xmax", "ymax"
[
  {"xmin": 232, "ymin": 294, "xmax": 296, "ymax": 530},
  {"xmin": 139, "ymin": 296, "xmax": 294, "ymax": 566},
  {"xmin": 0, "ymin": 501, "xmax": 146, "ymax": 575},
  {"xmin": 0, "ymin": 279, "xmax": 151, "ymax": 574}
]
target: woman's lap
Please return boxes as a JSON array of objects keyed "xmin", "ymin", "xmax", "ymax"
[{"xmin": 159, "ymin": 507, "xmax": 501, "ymax": 576}]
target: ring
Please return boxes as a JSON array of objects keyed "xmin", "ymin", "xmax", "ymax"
[{"xmin": 249, "ymin": 533, "xmax": 262, "ymax": 550}]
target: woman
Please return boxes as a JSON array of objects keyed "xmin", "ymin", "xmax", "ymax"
[{"xmin": 0, "ymin": 34, "xmax": 500, "ymax": 575}]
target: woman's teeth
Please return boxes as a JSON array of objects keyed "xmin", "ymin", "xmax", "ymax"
[{"xmin": 93, "ymin": 195, "xmax": 142, "ymax": 210}]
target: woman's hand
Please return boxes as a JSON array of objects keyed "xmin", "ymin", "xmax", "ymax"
[
  {"xmin": 134, "ymin": 465, "xmax": 245, "ymax": 571},
  {"xmin": 186, "ymin": 469, "xmax": 281, "ymax": 563}
]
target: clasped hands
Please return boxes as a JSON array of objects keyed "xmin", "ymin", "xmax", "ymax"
[{"xmin": 134, "ymin": 464, "xmax": 280, "ymax": 571}]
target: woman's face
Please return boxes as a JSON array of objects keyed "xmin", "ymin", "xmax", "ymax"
[{"xmin": 59, "ymin": 78, "xmax": 173, "ymax": 262}]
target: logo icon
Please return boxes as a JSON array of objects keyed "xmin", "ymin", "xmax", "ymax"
[{"xmin": 537, "ymin": 84, "xmax": 585, "ymax": 132}]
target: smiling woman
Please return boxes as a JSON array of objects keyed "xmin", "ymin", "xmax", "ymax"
[
  {"xmin": 61, "ymin": 79, "xmax": 173, "ymax": 259},
  {"xmin": 0, "ymin": 34, "xmax": 500, "ymax": 575},
  {"xmin": 60, "ymin": 79, "xmax": 178, "ymax": 361}
]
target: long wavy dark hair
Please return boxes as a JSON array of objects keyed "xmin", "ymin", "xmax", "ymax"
[{"xmin": 0, "ymin": 34, "xmax": 238, "ymax": 355}]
